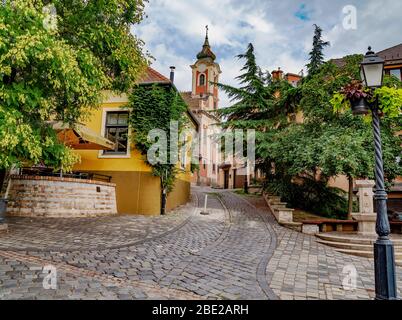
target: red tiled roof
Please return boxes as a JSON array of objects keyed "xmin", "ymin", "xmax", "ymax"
[
  {"xmin": 285, "ymin": 73, "xmax": 302, "ymax": 78},
  {"xmin": 330, "ymin": 58, "xmax": 347, "ymax": 68},
  {"xmin": 180, "ymin": 91, "xmax": 201, "ymax": 110},
  {"xmin": 331, "ymin": 43, "xmax": 402, "ymax": 68},
  {"xmin": 135, "ymin": 68, "xmax": 199, "ymax": 129},
  {"xmin": 138, "ymin": 67, "xmax": 171, "ymax": 84},
  {"xmin": 377, "ymin": 43, "xmax": 402, "ymax": 62}
]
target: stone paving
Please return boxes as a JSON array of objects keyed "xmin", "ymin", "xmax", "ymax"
[
  {"xmin": 0, "ymin": 186, "xmax": 401, "ymax": 300},
  {"xmin": 0, "ymin": 205, "xmax": 192, "ymax": 251}
]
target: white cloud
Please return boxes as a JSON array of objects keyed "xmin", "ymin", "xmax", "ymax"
[
  {"xmin": 218, "ymin": 57, "xmax": 244, "ymax": 108},
  {"xmin": 133, "ymin": 0, "xmax": 402, "ymax": 108},
  {"xmin": 244, "ymin": 12, "xmax": 276, "ymax": 34}
]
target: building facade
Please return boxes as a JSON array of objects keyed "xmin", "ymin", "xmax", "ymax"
[
  {"xmin": 73, "ymin": 67, "xmax": 197, "ymax": 215},
  {"xmin": 181, "ymin": 28, "xmax": 222, "ymax": 187},
  {"xmin": 378, "ymin": 43, "xmax": 402, "ymax": 81}
]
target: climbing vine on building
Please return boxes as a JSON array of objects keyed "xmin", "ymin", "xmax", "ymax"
[{"xmin": 127, "ymin": 84, "xmax": 188, "ymax": 214}]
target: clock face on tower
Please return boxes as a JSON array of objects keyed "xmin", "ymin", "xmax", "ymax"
[{"xmin": 198, "ymin": 64, "xmax": 206, "ymax": 72}]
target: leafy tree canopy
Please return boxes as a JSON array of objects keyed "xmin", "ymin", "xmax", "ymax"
[
  {"xmin": 265, "ymin": 56, "xmax": 401, "ymax": 217},
  {"xmin": 0, "ymin": 0, "xmax": 148, "ymax": 171},
  {"xmin": 218, "ymin": 39, "xmax": 401, "ymax": 218}
]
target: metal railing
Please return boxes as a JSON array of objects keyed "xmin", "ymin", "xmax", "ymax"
[{"xmin": 18, "ymin": 167, "xmax": 112, "ymax": 183}]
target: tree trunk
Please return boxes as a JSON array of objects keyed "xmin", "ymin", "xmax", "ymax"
[
  {"xmin": 243, "ymin": 178, "xmax": 249, "ymax": 194},
  {"xmin": 0, "ymin": 169, "xmax": 11, "ymax": 199},
  {"xmin": 347, "ymin": 175, "xmax": 354, "ymax": 220},
  {"xmin": 160, "ymin": 182, "xmax": 167, "ymax": 216},
  {"xmin": 196, "ymin": 170, "xmax": 201, "ymax": 186},
  {"xmin": 0, "ymin": 169, "xmax": 9, "ymax": 224},
  {"xmin": 0, "ymin": 169, "xmax": 6, "ymax": 197}
]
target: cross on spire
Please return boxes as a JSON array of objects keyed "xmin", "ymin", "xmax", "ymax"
[
  {"xmin": 196, "ymin": 25, "xmax": 216, "ymax": 61},
  {"xmin": 203, "ymin": 25, "xmax": 209, "ymax": 46}
]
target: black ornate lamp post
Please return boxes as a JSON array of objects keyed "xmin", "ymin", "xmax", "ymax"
[{"xmin": 356, "ymin": 47, "xmax": 398, "ymax": 300}]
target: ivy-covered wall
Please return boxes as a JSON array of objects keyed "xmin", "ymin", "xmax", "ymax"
[{"xmin": 74, "ymin": 91, "xmax": 194, "ymax": 215}]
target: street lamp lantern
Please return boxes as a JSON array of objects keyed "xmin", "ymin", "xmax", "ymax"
[
  {"xmin": 353, "ymin": 47, "xmax": 398, "ymax": 300},
  {"xmin": 360, "ymin": 46, "xmax": 385, "ymax": 88}
]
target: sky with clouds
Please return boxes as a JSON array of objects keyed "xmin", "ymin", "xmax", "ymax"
[{"xmin": 132, "ymin": 0, "xmax": 402, "ymax": 108}]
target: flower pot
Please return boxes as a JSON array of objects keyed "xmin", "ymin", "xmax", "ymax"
[
  {"xmin": 350, "ymin": 98, "xmax": 370, "ymax": 115},
  {"xmin": 0, "ymin": 199, "xmax": 7, "ymax": 223}
]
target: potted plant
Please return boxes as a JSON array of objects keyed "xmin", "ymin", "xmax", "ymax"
[
  {"xmin": 340, "ymin": 80, "xmax": 372, "ymax": 115},
  {"xmin": 331, "ymin": 77, "xmax": 402, "ymax": 118}
]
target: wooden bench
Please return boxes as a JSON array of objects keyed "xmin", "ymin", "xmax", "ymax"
[{"xmin": 301, "ymin": 219, "xmax": 358, "ymax": 233}]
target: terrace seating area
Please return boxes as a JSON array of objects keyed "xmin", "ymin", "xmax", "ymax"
[{"xmin": 18, "ymin": 167, "xmax": 112, "ymax": 183}]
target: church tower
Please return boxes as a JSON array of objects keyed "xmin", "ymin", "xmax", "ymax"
[
  {"xmin": 190, "ymin": 26, "xmax": 221, "ymax": 110},
  {"xmin": 181, "ymin": 26, "xmax": 223, "ymax": 187}
]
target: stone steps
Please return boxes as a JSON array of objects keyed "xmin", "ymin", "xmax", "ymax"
[
  {"xmin": 280, "ymin": 221, "xmax": 302, "ymax": 232},
  {"xmin": 316, "ymin": 232, "xmax": 402, "ymax": 267},
  {"xmin": 333, "ymin": 248, "xmax": 374, "ymax": 258},
  {"xmin": 0, "ymin": 223, "xmax": 8, "ymax": 233},
  {"xmin": 316, "ymin": 232, "xmax": 402, "ymax": 245},
  {"xmin": 316, "ymin": 239, "xmax": 374, "ymax": 251},
  {"xmin": 331, "ymin": 248, "xmax": 402, "ymax": 260}
]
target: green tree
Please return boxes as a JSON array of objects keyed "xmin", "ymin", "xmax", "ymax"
[
  {"xmin": 306, "ymin": 24, "xmax": 330, "ymax": 76},
  {"xmin": 214, "ymin": 43, "xmax": 288, "ymax": 192},
  {"xmin": 215, "ymin": 44, "xmax": 268, "ymax": 126},
  {"xmin": 127, "ymin": 84, "xmax": 188, "ymax": 215},
  {"xmin": 268, "ymin": 57, "xmax": 401, "ymax": 218},
  {"xmin": 218, "ymin": 42, "xmax": 400, "ymax": 219},
  {"xmin": 49, "ymin": 0, "xmax": 148, "ymax": 92},
  {"xmin": 0, "ymin": 1, "xmax": 148, "ymax": 196},
  {"xmin": 215, "ymin": 43, "xmax": 303, "ymax": 193}
]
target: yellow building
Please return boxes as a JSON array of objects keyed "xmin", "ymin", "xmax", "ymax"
[{"xmin": 73, "ymin": 67, "xmax": 198, "ymax": 215}]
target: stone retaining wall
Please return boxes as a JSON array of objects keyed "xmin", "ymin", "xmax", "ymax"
[
  {"xmin": 6, "ymin": 175, "xmax": 117, "ymax": 218},
  {"xmin": 263, "ymin": 192, "xmax": 304, "ymax": 233}
]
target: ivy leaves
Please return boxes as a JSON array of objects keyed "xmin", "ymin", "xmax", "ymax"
[
  {"xmin": 127, "ymin": 84, "xmax": 188, "ymax": 193},
  {"xmin": 374, "ymin": 86, "xmax": 402, "ymax": 118}
]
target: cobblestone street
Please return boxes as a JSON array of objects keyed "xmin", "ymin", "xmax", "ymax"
[{"xmin": 0, "ymin": 186, "xmax": 401, "ymax": 300}]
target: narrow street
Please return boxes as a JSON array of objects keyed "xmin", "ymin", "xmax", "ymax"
[{"xmin": 0, "ymin": 187, "xmax": 401, "ymax": 300}]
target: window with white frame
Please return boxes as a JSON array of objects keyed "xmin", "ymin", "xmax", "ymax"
[{"xmin": 103, "ymin": 111, "xmax": 129, "ymax": 155}]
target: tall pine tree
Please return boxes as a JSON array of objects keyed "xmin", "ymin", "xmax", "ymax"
[
  {"xmin": 214, "ymin": 43, "xmax": 294, "ymax": 192},
  {"xmin": 306, "ymin": 24, "xmax": 330, "ymax": 76},
  {"xmin": 215, "ymin": 43, "xmax": 287, "ymax": 130}
]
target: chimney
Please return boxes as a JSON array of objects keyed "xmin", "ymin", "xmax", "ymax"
[{"xmin": 169, "ymin": 66, "xmax": 176, "ymax": 83}]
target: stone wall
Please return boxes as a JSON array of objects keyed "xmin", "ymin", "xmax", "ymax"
[{"xmin": 6, "ymin": 175, "xmax": 117, "ymax": 218}]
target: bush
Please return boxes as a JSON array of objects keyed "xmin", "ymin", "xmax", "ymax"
[{"xmin": 264, "ymin": 176, "xmax": 349, "ymax": 219}]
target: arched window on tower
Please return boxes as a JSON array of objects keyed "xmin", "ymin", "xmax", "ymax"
[{"xmin": 199, "ymin": 74, "xmax": 206, "ymax": 86}]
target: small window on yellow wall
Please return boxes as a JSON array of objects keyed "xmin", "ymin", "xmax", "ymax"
[
  {"xmin": 199, "ymin": 74, "xmax": 206, "ymax": 86},
  {"xmin": 103, "ymin": 111, "xmax": 129, "ymax": 155}
]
